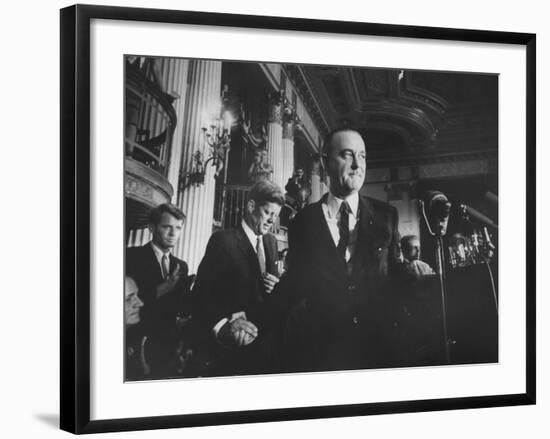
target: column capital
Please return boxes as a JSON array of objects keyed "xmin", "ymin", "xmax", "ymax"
[
  {"xmin": 267, "ymin": 91, "xmax": 285, "ymax": 125},
  {"xmin": 268, "ymin": 103, "xmax": 282, "ymax": 125},
  {"xmin": 282, "ymin": 119, "xmax": 295, "ymax": 140},
  {"xmin": 268, "ymin": 89, "xmax": 297, "ymax": 126},
  {"xmin": 282, "ymin": 104, "xmax": 301, "ymax": 140}
]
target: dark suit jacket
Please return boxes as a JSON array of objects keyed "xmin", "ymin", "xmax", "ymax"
[
  {"xmin": 126, "ymin": 243, "xmax": 190, "ymax": 339},
  {"xmin": 194, "ymin": 226, "xmax": 279, "ymax": 331},
  {"xmin": 193, "ymin": 226, "xmax": 279, "ymax": 374},
  {"xmin": 279, "ymin": 193, "xmax": 402, "ymax": 372}
]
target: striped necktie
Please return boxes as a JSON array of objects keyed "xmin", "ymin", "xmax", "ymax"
[
  {"xmin": 161, "ymin": 254, "xmax": 170, "ymax": 279},
  {"xmin": 256, "ymin": 235, "xmax": 266, "ymax": 274}
]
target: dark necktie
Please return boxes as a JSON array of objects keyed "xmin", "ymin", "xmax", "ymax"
[{"xmin": 337, "ymin": 201, "xmax": 351, "ymax": 259}]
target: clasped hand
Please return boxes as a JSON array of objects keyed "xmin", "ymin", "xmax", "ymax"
[
  {"xmin": 219, "ymin": 312, "xmax": 258, "ymax": 347},
  {"xmin": 156, "ymin": 263, "xmax": 182, "ymax": 298}
]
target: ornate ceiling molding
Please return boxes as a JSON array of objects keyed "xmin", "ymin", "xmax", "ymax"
[{"xmin": 283, "ymin": 64, "xmax": 331, "ymax": 136}]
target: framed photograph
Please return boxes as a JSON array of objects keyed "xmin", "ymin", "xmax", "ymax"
[{"xmin": 60, "ymin": 4, "xmax": 536, "ymax": 434}]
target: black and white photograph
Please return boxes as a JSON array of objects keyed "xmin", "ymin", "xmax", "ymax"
[
  {"xmin": 1, "ymin": 0, "xmax": 546, "ymax": 435},
  {"xmin": 124, "ymin": 56, "xmax": 499, "ymax": 381},
  {"xmin": 54, "ymin": 2, "xmax": 537, "ymax": 435}
]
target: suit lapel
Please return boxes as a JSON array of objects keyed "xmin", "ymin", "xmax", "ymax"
[
  {"xmin": 235, "ymin": 226, "xmax": 265, "ymax": 307},
  {"xmin": 352, "ymin": 195, "xmax": 379, "ymax": 278},
  {"xmin": 358, "ymin": 196, "xmax": 376, "ymax": 251},
  {"xmin": 168, "ymin": 254, "xmax": 181, "ymax": 277},
  {"xmin": 313, "ymin": 196, "xmax": 348, "ymax": 277},
  {"xmin": 146, "ymin": 242, "xmax": 164, "ymax": 282},
  {"xmin": 236, "ymin": 226, "xmax": 262, "ymax": 278}
]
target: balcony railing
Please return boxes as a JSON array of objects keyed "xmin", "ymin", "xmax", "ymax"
[{"xmin": 125, "ymin": 60, "xmax": 177, "ymax": 176}]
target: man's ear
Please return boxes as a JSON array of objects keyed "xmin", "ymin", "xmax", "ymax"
[
  {"xmin": 320, "ymin": 152, "xmax": 329, "ymax": 171},
  {"xmin": 147, "ymin": 223, "xmax": 155, "ymax": 236},
  {"xmin": 246, "ymin": 199, "xmax": 255, "ymax": 214}
]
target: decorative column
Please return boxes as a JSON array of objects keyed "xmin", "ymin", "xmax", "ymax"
[
  {"xmin": 282, "ymin": 117, "xmax": 295, "ymax": 187},
  {"xmin": 266, "ymin": 94, "xmax": 285, "ymax": 190},
  {"xmin": 162, "ymin": 58, "xmax": 191, "ymax": 192},
  {"xmin": 310, "ymin": 157, "xmax": 323, "ymax": 203},
  {"xmin": 175, "ymin": 60, "xmax": 222, "ymax": 273}
]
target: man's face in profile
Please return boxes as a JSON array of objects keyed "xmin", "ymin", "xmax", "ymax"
[
  {"xmin": 150, "ymin": 212, "xmax": 184, "ymax": 251},
  {"xmin": 326, "ymin": 130, "xmax": 366, "ymax": 197},
  {"xmin": 246, "ymin": 201, "xmax": 282, "ymax": 235},
  {"xmin": 125, "ymin": 277, "xmax": 143, "ymax": 326},
  {"xmin": 404, "ymin": 238, "xmax": 421, "ymax": 261}
]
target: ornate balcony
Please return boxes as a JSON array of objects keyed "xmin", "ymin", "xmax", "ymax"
[{"xmin": 124, "ymin": 59, "xmax": 176, "ymax": 229}]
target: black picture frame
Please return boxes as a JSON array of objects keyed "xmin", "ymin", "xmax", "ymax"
[{"xmin": 60, "ymin": 4, "xmax": 536, "ymax": 434}]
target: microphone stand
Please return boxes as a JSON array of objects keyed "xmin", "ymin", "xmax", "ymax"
[
  {"xmin": 482, "ymin": 254, "xmax": 498, "ymax": 315},
  {"xmin": 459, "ymin": 205, "xmax": 499, "ymax": 315},
  {"xmin": 478, "ymin": 225, "xmax": 499, "ymax": 315},
  {"xmin": 419, "ymin": 200, "xmax": 451, "ymax": 364}
]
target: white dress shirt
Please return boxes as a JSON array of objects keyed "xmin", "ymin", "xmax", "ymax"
[{"xmin": 321, "ymin": 191, "xmax": 360, "ymax": 262}]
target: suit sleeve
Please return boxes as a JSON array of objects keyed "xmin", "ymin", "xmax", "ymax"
[
  {"xmin": 169, "ymin": 259, "xmax": 190, "ymax": 315},
  {"xmin": 192, "ymin": 232, "xmax": 230, "ymax": 332},
  {"xmin": 273, "ymin": 215, "xmax": 306, "ymax": 312},
  {"xmin": 152, "ymin": 260, "xmax": 190, "ymax": 333}
]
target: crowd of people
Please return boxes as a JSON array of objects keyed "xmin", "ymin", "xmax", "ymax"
[{"xmin": 125, "ymin": 127, "xmax": 440, "ymax": 380}]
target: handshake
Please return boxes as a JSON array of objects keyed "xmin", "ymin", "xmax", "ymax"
[
  {"xmin": 219, "ymin": 311, "xmax": 258, "ymax": 347},
  {"xmin": 217, "ymin": 273, "xmax": 280, "ymax": 347}
]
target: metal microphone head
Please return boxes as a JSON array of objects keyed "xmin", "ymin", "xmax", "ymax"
[{"xmin": 421, "ymin": 190, "xmax": 452, "ymax": 236}]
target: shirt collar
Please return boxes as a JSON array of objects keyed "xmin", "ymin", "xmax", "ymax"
[
  {"xmin": 150, "ymin": 241, "xmax": 171, "ymax": 264},
  {"xmin": 241, "ymin": 219, "xmax": 262, "ymax": 250},
  {"xmin": 326, "ymin": 191, "xmax": 359, "ymax": 219}
]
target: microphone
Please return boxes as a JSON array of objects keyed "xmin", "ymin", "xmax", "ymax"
[
  {"xmin": 419, "ymin": 191, "xmax": 452, "ymax": 237},
  {"xmin": 419, "ymin": 191, "xmax": 453, "ymax": 363},
  {"xmin": 459, "ymin": 204, "xmax": 498, "ymax": 230}
]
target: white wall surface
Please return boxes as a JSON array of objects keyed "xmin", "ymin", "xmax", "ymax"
[{"xmin": 0, "ymin": 0, "xmax": 547, "ymax": 437}]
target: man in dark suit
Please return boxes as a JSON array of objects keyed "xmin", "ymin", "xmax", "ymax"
[
  {"xmin": 280, "ymin": 128, "xmax": 403, "ymax": 372},
  {"xmin": 193, "ymin": 180, "xmax": 285, "ymax": 375},
  {"xmin": 126, "ymin": 203, "xmax": 190, "ymax": 378}
]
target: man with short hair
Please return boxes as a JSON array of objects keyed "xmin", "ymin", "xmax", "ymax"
[
  {"xmin": 125, "ymin": 276, "xmax": 147, "ymax": 380},
  {"xmin": 285, "ymin": 168, "xmax": 306, "ymax": 199},
  {"xmin": 126, "ymin": 203, "xmax": 190, "ymax": 378},
  {"xmin": 125, "ymin": 276, "xmax": 144, "ymax": 326},
  {"xmin": 280, "ymin": 128, "xmax": 402, "ymax": 372},
  {"xmin": 400, "ymin": 235, "xmax": 435, "ymax": 280},
  {"xmin": 193, "ymin": 180, "xmax": 285, "ymax": 375}
]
